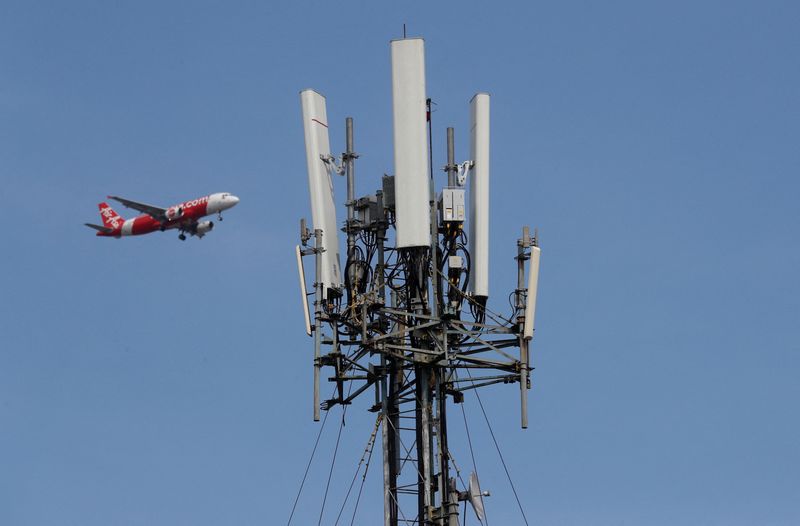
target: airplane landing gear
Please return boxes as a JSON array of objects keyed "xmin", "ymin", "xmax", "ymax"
[
  {"xmin": 179, "ymin": 233, "xmax": 186, "ymax": 241},
  {"xmin": 218, "ymin": 212, "xmax": 223, "ymax": 221}
]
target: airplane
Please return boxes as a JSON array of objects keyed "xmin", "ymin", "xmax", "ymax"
[{"xmin": 85, "ymin": 192, "xmax": 240, "ymax": 240}]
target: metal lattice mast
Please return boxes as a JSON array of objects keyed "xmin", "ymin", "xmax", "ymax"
[{"xmin": 297, "ymin": 37, "xmax": 541, "ymax": 526}]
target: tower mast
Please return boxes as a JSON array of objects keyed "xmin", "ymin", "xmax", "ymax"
[{"xmin": 297, "ymin": 37, "xmax": 542, "ymax": 526}]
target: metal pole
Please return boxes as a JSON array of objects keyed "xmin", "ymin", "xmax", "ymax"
[
  {"xmin": 436, "ymin": 366, "xmax": 452, "ymax": 525},
  {"xmin": 384, "ymin": 290, "xmax": 400, "ymax": 526},
  {"xmin": 389, "ymin": 360, "xmax": 400, "ymax": 526},
  {"xmin": 517, "ymin": 226, "xmax": 529, "ymax": 429},
  {"xmin": 446, "ymin": 128, "xmax": 456, "ymax": 187},
  {"xmin": 375, "ymin": 192, "xmax": 394, "ymax": 525},
  {"xmin": 313, "ymin": 228, "xmax": 324, "ymax": 421},
  {"xmin": 382, "ymin": 364, "xmax": 392, "ymax": 526},
  {"xmin": 430, "ymin": 180, "xmax": 440, "ymax": 318},
  {"xmin": 447, "ymin": 479, "xmax": 460, "ymax": 526},
  {"xmin": 516, "ymin": 227, "xmax": 527, "ymax": 314},
  {"xmin": 345, "ymin": 117, "xmax": 356, "ymax": 255},
  {"xmin": 376, "ymin": 190, "xmax": 386, "ymax": 304},
  {"xmin": 444, "ymin": 128, "xmax": 459, "ymax": 313},
  {"xmin": 416, "ymin": 364, "xmax": 433, "ymax": 524},
  {"xmin": 520, "ymin": 339, "xmax": 529, "ymax": 429}
]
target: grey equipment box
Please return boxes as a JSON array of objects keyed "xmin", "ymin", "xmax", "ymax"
[
  {"xmin": 355, "ymin": 195, "xmax": 380, "ymax": 227},
  {"xmin": 440, "ymin": 187, "xmax": 465, "ymax": 223},
  {"xmin": 382, "ymin": 175, "xmax": 395, "ymax": 210}
]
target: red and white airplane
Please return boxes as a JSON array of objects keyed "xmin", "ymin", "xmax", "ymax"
[{"xmin": 85, "ymin": 192, "xmax": 240, "ymax": 240}]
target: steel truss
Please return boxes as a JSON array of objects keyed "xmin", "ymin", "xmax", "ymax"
[{"xmin": 299, "ymin": 120, "xmax": 537, "ymax": 526}]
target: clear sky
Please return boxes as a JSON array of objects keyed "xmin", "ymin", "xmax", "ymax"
[{"xmin": 1, "ymin": 1, "xmax": 798, "ymax": 524}]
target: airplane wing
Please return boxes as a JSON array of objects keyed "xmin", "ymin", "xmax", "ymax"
[{"xmin": 108, "ymin": 195, "xmax": 167, "ymax": 220}]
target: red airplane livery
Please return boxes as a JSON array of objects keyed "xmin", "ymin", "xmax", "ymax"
[{"xmin": 85, "ymin": 193, "xmax": 240, "ymax": 240}]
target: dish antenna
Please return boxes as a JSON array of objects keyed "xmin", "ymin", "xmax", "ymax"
[{"xmin": 465, "ymin": 471, "xmax": 488, "ymax": 523}]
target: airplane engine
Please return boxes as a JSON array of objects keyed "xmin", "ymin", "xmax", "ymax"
[
  {"xmin": 166, "ymin": 206, "xmax": 184, "ymax": 220},
  {"xmin": 195, "ymin": 221, "xmax": 214, "ymax": 237}
]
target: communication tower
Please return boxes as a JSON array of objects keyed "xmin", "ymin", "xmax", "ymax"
[{"xmin": 296, "ymin": 37, "xmax": 542, "ymax": 525}]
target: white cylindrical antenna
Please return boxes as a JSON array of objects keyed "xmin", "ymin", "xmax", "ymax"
[
  {"xmin": 523, "ymin": 246, "xmax": 541, "ymax": 340},
  {"xmin": 390, "ymin": 38, "xmax": 431, "ymax": 249},
  {"xmin": 469, "ymin": 92, "xmax": 490, "ymax": 298},
  {"xmin": 295, "ymin": 245, "xmax": 312, "ymax": 336},
  {"xmin": 300, "ymin": 89, "xmax": 343, "ymax": 295}
]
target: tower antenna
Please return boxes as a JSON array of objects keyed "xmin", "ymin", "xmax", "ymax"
[{"xmin": 296, "ymin": 37, "xmax": 542, "ymax": 526}]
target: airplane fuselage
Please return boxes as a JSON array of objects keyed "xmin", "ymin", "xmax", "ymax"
[{"xmin": 96, "ymin": 193, "xmax": 239, "ymax": 238}]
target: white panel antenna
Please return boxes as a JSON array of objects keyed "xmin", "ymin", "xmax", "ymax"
[
  {"xmin": 390, "ymin": 38, "xmax": 431, "ymax": 249},
  {"xmin": 300, "ymin": 89, "xmax": 343, "ymax": 295},
  {"xmin": 469, "ymin": 93, "xmax": 490, "ymax": 298},
  {"xmin": 523, "ymin": 245, "xmax": 541, "ymax": 340},
  {"xmin": 295, "ymin": 245, "xmax": 312, "ymax": 336}
]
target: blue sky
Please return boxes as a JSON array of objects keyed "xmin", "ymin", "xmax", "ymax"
[{"xmin": 1, "ymin": 1, "xmax": 798, "ymax": 524}]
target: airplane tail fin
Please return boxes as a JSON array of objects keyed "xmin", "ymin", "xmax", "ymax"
[{"xmin": 98, "ymin": 202, "xmax": 124, "ymax": 230}]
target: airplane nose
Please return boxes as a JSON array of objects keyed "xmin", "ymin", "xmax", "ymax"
[{"xmin": 226, "ymin": 195, "xmax": 240, "ymax": 209}]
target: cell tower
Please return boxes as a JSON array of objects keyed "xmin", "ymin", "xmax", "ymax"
[{"xmin": 296, "ymin": 37, "xmax": 541, "ymax": 525}]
